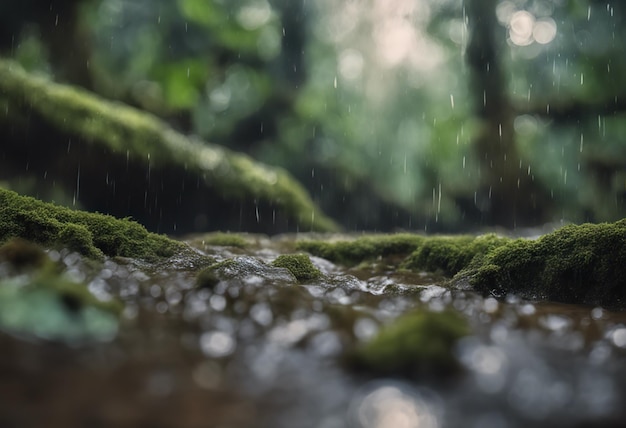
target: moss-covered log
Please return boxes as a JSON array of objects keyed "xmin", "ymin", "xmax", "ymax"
[{"xmin": 0, "ymin": 59, "xmax": 338, "ymax": 234}]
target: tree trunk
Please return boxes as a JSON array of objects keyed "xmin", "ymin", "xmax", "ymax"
[{"xmin": 466, "ymin": 0, "xmax": 548, "ymax": 228}]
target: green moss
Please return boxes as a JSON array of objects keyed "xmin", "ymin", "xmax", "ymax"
[
  {"xmin": 297, "ymin": 234, "xmax": 424, "ymax": 266},
  {"xmin": 0, "ymin": 59, "xmax": 339, "ymax": 233},
  {"xmin": 349, "ymin": 310, "xmax": 469, "ymax": 377},
  {"xmin": 462, "ymin": 220, "xmax": 626, "ymax": 308},
  {"xmin": 0, "ymin": 188, "xmax": 185, "ymax": 260},
  {"xmin": 272, "ymin": 254, "xmax": 322, "ymax": 282},
  {"xmin": 203, "ymin": 232, "xmax": 248, "ymax": 248},
  {"xmin": 0, "ymin": 238, "xmax": 48, "ymax": 270},
  {"xmin": 402, "ymin": 234, "xmax": 511, "ymax": 276}
]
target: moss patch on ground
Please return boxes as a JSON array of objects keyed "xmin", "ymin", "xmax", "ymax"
[
  {"xmin": 457, "ymin": 220, "xmax": 626, "ymax": 308},
  {"xmin": 0, "ymin": 188, "xmax": 184, "ymax": 260},
  {"xmin": 348, "ymin": 309, "xmax": 469, "ymax": 377},
  {"xmin": 272, "ymin": 254, "xmax": 322, "ymax": 282},
  {"xmin": 201, "ymin": 232, "xmax": 248, "ymax": 248},
  {"xmin": 297, "ymin": 234, "xmax": 424, "ymax": 266}
]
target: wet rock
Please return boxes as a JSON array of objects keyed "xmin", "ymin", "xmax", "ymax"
[{"xmin": 197, "ymin": 256, "xmax": 297, "ymax": 290}]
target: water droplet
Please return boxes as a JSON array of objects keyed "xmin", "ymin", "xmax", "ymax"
[
  {"xmin": 200, "ymin": 331, "xmax": 236, "ymax": 358},
  {"xmin": 611, "ymin": 327, "xmax": 626, "ymax": 348},
  {"xmin": 350, "ymin": 382, "xmax": 441, "ymax": 428}
]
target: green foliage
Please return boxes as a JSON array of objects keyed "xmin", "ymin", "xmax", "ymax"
[
  {"xmin": 153, "ymin": 59, "xmax": 210, "ymax": 109},
  {"xmin": 5, "ymin": 0, "xmax": 626, "ymax": 230},
  {"xmin": 349, "ymin": 309, "xmax": 469, "ymax": 377}
]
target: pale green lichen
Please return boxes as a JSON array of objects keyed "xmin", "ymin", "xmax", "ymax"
[
  {"xmin": 272, "ymin": 254, "xmax": 322, "ymax": 282},
  {"xmin": 0, "ymin": 188, "xmax": 184, "ymax": 260},
  {"xmin": 0, "ymin": 238, "xmax": 122, "ymax": 343},
  {"xmin": 0, "ymin": 59, "xmax": 339, "ymax": 233}
]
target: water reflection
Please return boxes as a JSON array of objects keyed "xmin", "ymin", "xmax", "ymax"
[{"xmin": 349, "ymin": 381, "xmax": 441, "ymax": 428}]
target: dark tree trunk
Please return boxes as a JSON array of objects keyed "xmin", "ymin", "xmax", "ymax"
[{"xmin": 466, "ymin": 0, "xmax": 549, "ymax": 228}]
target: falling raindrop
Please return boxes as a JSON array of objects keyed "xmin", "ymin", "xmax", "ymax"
[
  {"xmin": 580, "ymin": 134, "xmax": 584, "ymax": 153},
  {"xmin": 73, "ymin": 164, "xmax": 80, "ymax": 206},
  {"xmin": 450, "ymin": 94, "xmax": 455, "ymax": 109}
]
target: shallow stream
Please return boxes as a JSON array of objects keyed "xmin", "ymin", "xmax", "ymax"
[{"xmin": 1, "ymin": 233, "xmax": 626, "ymax": 428}]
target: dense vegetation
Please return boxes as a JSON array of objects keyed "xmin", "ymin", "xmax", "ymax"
[{"xmin": 1, "ymin": 0, "xmax": 625, "ymax": 233}]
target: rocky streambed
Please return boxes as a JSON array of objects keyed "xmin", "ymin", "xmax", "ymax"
[{"xmin": 1, "ymin": 227, "xmax": 626, "ymax": 428}]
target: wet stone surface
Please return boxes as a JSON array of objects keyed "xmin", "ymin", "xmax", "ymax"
[{"xmin": 1, "ymin": 233, "xmax": 626, "ymax": 428}]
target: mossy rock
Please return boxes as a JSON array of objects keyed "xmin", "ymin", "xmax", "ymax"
[
  {"xmin": 458, "ymin": 220, "xmax": 626, "ymax": 308},
  {"xmin": 348, "ymin": 309, "xmax": 469, "ymax": 377},
  {"xmin": 271, "ymin": 254, "xmax": 322, "ymax": 282},
  {"xmin": 196, "ymin": 256, "xmax": 297, "ymax": 289},
  {"xmin": 297, "ymin": 234, "xmax": 424, "ymax": 266},
  {"xmin": 0, "ymin": 187, "xmax": 185, "ymax": 260}
]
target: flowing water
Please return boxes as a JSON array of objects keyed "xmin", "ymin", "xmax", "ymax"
[{"xmin": 1, "ymin": 233, "xmax": 626, "ymax": 428}]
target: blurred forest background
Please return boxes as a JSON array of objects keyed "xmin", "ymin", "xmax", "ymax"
[{"xmin": 1, "ymin": 0, "xmax": 625, "ymax": 232}]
